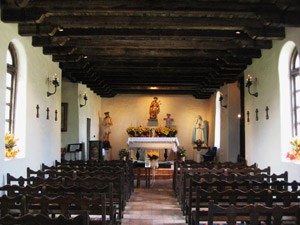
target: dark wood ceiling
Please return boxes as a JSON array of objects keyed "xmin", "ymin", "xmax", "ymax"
[{"xmin": 2, "ymin": 0, "xmax": 300, "ymax": 98}]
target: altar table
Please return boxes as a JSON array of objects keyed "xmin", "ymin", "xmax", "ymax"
[{"xmin": 127, "ymin": 137, "xmax": 180, "ymax": 152}]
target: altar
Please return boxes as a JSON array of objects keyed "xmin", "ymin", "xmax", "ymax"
[
  {"xmin": 127, "ymin": 137, "xmax": 180, "ymax": 161},
  {"xmin": 127, "ymin": 137, "xmax": 180, "ymax": 152}
]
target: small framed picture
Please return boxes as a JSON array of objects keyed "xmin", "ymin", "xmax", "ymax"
[{"xmin": 89, "ymin": 141, "xmax": 102, "ymax": 161}]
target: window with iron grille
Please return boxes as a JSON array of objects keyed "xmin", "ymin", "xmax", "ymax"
[
  {"xmin": 5, "ymin": 43, "xmax": 18, "ymax": 133},
  {"xmin": 291, "ymin": 48, "xmax": 300, "ymax": 136}
]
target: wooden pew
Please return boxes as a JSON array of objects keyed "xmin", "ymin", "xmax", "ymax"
[
  {"xmin": 191, "ymin": 188, "xmax": 300, "ymax": 225},
  {"xmin": 27, "ymin": 168, "xmax": 75, "ymax": 179},
  {"xmin": 0, "ymin": 184, "xmax": 43, "ymax": 197},
  {"xmin": 185, "ymin": 178, "xmax": 298, "ymax": 225},
  {"xmin": 206, "ymin": 201, "xmax": 300, "ymax": 225},
  {"xmin": 0, "ymin": 211, "xmax": 89, "ymax": 225},
  {"xmin": 0, "ymin": 183, "xmax": 117, "ymax": 224},
  {"xmin": 0, "ymin": 195, "xmax": 26, "ymax": 217},
  {"xmin": 7, "ymin": 174, "xmax": 65, "ymax": 187},
  {"xmin": 26, "ymin": 194, "xmax": 114, "ymax": 225},
  {"xmin": 181, "ymin": 171, "xmax": 287, "ymax": 218},
  {"xmin": 176, "ymin": 164, "xmax": 271, "ymax": 208}
]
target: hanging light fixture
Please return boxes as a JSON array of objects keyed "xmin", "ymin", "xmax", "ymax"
[
  {"xmin": 80, "ymin": 93, "xmax": 88, "ymax": 107},
  {"xmin": 245, "ymin": 74, "xmax": 258, "ymax": 97},
  {"xmin": 219, "ymin": 93, "xmax": 227, "ymax": 108},
  {"xmin": 47, "ymin": 74, "xmax": 59, "ymax": 97}
]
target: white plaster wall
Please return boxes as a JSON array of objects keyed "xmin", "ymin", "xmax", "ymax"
[
  {"xmin": 0, "ymin": 21, "xmax": 61, "ymax": 182},
  {"xmin": 61, "ymin": 80, "xmax": 79, "ymax": 148},
  {"xmin": 61, "ymin": 80, "xmax": 102, "ymax": 160},
  {"xmin": 245, "ymin": 27, "xmax": 300, "ymax": 182},
  {"xmin": 101, "ymin": 94, "xmax": 215, "ymax": 160},
  {"xmin": 218, "ymin": 83, "xmax": 241, "ymax": 162},
  {"xmin": 227, "ymin": 83, "xmax": 241, "ymax": 162},
  {"xmin": 78, "ymin": 83, "xmax": 102, "ymax": 159}
]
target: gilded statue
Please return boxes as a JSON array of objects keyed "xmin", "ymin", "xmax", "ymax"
[{"xmin": 149, "ymin": 97, "xmax": 160, "ymax": 120}]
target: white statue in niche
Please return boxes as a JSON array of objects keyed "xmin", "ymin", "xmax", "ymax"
[{"xmin": 192, "ymin": 115, "xmax": 207, "ymax": 146}]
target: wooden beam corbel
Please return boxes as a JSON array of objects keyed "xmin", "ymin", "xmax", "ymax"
[{"xmin": 4, "ymin": 0, "xmax": 30, "ymax": 8}]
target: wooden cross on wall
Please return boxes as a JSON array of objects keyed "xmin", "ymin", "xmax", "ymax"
[
  {"xmin": 164, "ymin": 113, "xmax": 174, "ymax": 128},
  {"xmin": 36, "ymin": 104, "xmax": 39, "ymax": 118},
  {"xmin": 46, "ymin": 107, "xmax": 49, "ymax": 120}
]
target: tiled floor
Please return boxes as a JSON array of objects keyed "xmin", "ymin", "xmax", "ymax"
[{"xmin": 121, "ymin": 179, "xmax": 187, "ymax": 225}]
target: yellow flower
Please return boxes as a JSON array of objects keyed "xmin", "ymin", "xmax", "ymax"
[
  {"xmin": 155, "ymin": 127, "xmax": 177, "ymax": 137},
  {"xmin": 147, "ymin": 150, "xmax": 159, "ymax": 160},
  {"xmin": 287, "ymin": 136, "xmax": 300, "ymax": 160},
  {"xmin": 5, "ymin": 132, "xmax": 17, "ymax": 148},
  {"xmin": 127, "ymin": 126, "xmax": 151, "ymax": 137},
  {"xmin": 5, "ymin": 148, "xmax": 19, "ymax": 158},
  {"xmin": 4, "ymin": 132, "xmax": 19, "ymax": 159},
  {"xmin": 290, "ymin": 136, "xmax": 300, "ymax": 152}
]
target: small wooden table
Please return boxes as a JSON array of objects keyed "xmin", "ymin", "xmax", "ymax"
[
  {"xmin": 144, "ymin": 168, "xmax": 151, "ymax": 188},
  {"xmin": 133, "ymin": 162, "xmax": 153, "ymax": 188}
]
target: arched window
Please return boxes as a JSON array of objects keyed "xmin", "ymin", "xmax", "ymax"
[
  {"xmin": 5, "ymin": 43, "xmax": 18, "ymax": 133},
  {"xmin": 290, "ymin": 48, "xmax": 300, "ymax": 136}
]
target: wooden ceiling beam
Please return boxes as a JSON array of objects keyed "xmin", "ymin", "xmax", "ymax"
[
  {"xmin": 54, "ymin": 48, "xmax": 262, "ymax": 58},
  {"xmin": 19, "ymin": 25, "xmax": 285, "ymax": 41},
  {"xmin": 41, "ymin": 16, "xmax": 265, "ymax": 30},
  {"xmin": 2, "ymin": 0, "xmax": 299, "ymax": 98},
  {"xmin": 32, "ymin": 36, "xmax": 272, "ymax": 50},
  {"xmin": 2, "ymin": 0, "xmax": 283, "ymax": 12},
  {"xmin": 62, "ymin": 62, "xmax": 246, "ymax": 71},
  {"xmin": 59, "ymin": 59, "xmax": 244, "ymax": 68}
]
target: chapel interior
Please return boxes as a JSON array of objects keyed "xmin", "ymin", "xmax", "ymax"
[{"xmin": 1, "ymin": 1, "xmax": 300, "ymax": 224}]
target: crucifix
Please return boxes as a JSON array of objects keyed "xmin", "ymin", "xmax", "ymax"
[
  {"xmin": 36, "ymin": 104, "xmax": 40, "ymax": 118},
  {"xmin": 255, "ymin": 108, "xmax": 259, "ymax": 121},
  {"xmin": 55, "ymin": 109, "xmax": 58, "ymax": 121},
  {"xmin": 46, "ymin": 107, "xmax": 49, "ymax": 120},
  {"xmin": 265, "ymin": 106, "xmax": 269, "ymax": 120},
  {"xmin": 164, "ymin": 113, "xmax": 174, "ymax": 128},
  {"xmin": 247, "ymin": 111, "xmax": 250, "ymax": 122}
]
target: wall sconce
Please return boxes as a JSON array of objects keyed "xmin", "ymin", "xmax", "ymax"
[
  {"xmin": 219, "ymin": 93, "xmax": 227, "ymax": 108},
  {"xmin": 245, "ymin": 74, "xmax": 258, "ymax": 97},
  {"xmin": 47, "ymin": 74, "xmax": 59, "ymax": 97},
  {"xmin": 80, "ymin": 93, "xmax": 88, "ymax": 107}
]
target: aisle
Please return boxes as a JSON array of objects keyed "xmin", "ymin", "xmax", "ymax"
[{"xmin": 121, "ymin": 179, "xmax": 187, "ymax": 225}]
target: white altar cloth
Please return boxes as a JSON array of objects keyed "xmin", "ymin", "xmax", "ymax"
[{"xmin": 127, "ymin": 137, "xmax": 180, "ymax": 152}]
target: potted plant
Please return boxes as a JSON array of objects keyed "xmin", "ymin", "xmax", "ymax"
[
  {"xmin": 176, "ymin": 146, "xmax": 186, "ymax": 161},
  {"xmin": 119, "ymin": 148, "xmax": 129, "ymax": 160}
]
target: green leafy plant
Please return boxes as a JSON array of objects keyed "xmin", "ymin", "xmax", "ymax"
[
  {"xmin": 176, "ymin": 146, "xmax": 186, "ymax": 158},
  {"xmin": 119, "ymin": 148, "xmax": 129, "ymax": 160}
]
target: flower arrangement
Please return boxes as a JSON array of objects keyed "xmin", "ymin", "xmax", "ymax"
[
  {"xmin": 287, "ymin": 137, "xmax": 300, "ymax": 160},
  {"xmin": 176, "ymin": 146, "xmax": 186, "ymax": 158},
  {"xmin": 126, "ymin": 126, "xmax": 151, "ymax": 137},
  {"xmin": 119, "ymin": 148, "xmax": 130, "ymax": 160},
  {"xmin": 5, "ymin": 132, "xmax": 19, "ymax": 159},
  {"xmin": 126, "ymin": 127, "xmax": 136, "ymax": 137},
  {"xmin": 155, "ymin": 127, "xmax": 177, "ymax": 137},
  {"xmin": 147, "ymin": 150, "xmax": 159, "ymax": 161},
  {"xmin": 194, "ymin": 139, "xmax": 207, "ymax": 149}
]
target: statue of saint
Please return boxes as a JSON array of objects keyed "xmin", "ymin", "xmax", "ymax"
[
  {"xmin": 149, "ymin": 97, "xmax": 161, "ymax": 120},
  {"xmin": 192, "ymin": 115, "xmax": 207, "ymax": 146},
  {"xmin": 102, "ymin": 112, "xmax": 113, "ymax": 141}
]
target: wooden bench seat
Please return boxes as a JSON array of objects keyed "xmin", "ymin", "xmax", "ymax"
[
  {"xmin": 204, "ymin": 201, "xmax": 300, "ymax": 225},
  {"xmin": 0, "ymin": 211, "xmax": 89, "ymax": 225},
  {"xmin": 190, "ymin": 189, "xmax": 300, "ymax": 225}
]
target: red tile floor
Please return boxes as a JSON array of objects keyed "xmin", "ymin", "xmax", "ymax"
[{"xmin": 121, "ymin": 179, "xmax": 187, "ymax": 225}]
